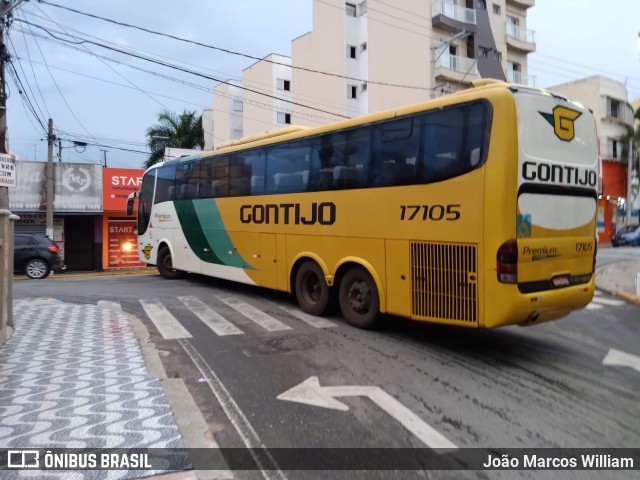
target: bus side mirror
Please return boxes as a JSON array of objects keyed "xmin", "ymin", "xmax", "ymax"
[{"xmin": 126, "ymin": 192, "xmax": 138, "ymax": 216}]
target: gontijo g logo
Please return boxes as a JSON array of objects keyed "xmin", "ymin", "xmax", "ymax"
[{"xmin": 539, "ymin": 106, "xmax": 582, "ymax": 142}]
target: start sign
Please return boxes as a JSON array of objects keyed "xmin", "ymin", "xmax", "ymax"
[{"xmin": 0, "ymin": 154, "xmax": 16, "ymax": 188}]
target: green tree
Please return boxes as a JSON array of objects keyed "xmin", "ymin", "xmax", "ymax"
[{"xmin": 144, "ymin": 109, "xmax": 204, "ymax": 168}]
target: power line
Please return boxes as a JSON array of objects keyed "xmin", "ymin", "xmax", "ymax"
[
  {"xmin": 38, "ymin": 0, "xmax": 431, "ymax": 92},
  {"xmin": 15, "ymin": 19, "xmax": 351, "ymax": 120}
]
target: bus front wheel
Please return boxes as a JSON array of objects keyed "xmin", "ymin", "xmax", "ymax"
[
  {"xmin": 339, "ymin": 267, "xmax": 380, "ymax": 329},
  {"xmin": 157, "ymin": 246, "xmax": 186, "ymax": 279},
  {"xmin": 295, "ymin": 261, "xmax": 331, "ymax": 316}
]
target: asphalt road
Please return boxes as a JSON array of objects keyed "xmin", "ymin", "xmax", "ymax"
[{"xmin": 13, "ymin": 249, "xmax": 640, "ymax": 480}]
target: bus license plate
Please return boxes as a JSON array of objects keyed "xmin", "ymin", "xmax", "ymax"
[{"xmin": 552, "ymin": 276, "xmax": 571, "ymax": 287}]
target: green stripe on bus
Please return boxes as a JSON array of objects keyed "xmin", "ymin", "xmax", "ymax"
[{"xmin": 174, "ymin": 199, "xmax": 255, "ymax": 270}]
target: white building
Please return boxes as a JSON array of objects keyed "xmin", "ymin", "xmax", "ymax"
[
  {"xmin": 207, "ymin": 0, "xmax": 536, "ymax": 145},
  {"xmin": 548, "ymin": 76, "xmax": 636, "ymax": 239}
]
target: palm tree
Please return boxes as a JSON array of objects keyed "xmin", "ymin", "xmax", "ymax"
[{"xmin": 144, "ymin": 109, "xmax": 204, "ymax": 168}]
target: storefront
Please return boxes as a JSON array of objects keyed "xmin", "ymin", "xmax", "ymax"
[
  {"xmin": 102, "ymin": 168, "xmax": 146, "ymax": 269},
  {"xmin": 9, "ymin": 161, "xmax": 103, "ymax": 271},
  {"xmin": 599, "ymin": 161, "xmax": 627, "ymax": 243}
]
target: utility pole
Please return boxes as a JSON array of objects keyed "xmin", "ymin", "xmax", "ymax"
[
  {"xmin": 0, "ymin": 0, "xmax": 27, "ymax": 346},
  {"xmin": 627, "ymin": 139, "xmax": 633, "ymax": 225},
  {"xmin": 46, "ymin": 118, "xmax": 54, "ymax": 239}
]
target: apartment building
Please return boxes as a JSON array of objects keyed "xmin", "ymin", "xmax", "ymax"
[
  {"xmin": 209, "ymin": 80, "xmax": 244, "ymax": 149},
  {"xmin": 206, "ymin": 0, "xmax": 536, "ymax": 145},
  {"xmin": 548, "ymin": 76, "xmax": 637, "ymax": 242}
]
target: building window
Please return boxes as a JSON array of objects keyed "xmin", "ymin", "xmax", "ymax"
[
  {"xmin": 493, "ymin": 4, "xmax": 501, "ymax": 14},
  {"xmin": 346, "ymin": 2, "xmax": 356, "ymax": 17},
  {"xmin": 277, "ymin": 112, "xmax": 292, "ymax": 124},
  {"xmin": 347, "ymin": 45, "xmax": 357, "ymax": 59},
  {"xmin": 232, "ymin": 129, "xmax": 243, "ymax": 139},
  {"xmin": 478, "ymin": 0, "xmax": 486, "ymax": 10},
  {"xmin": 609, "ymin": 99, "xmax": 620, "ymax": 119},
  {"xmin": 277, "ymin": 78, "xmax": 291, "ymax": 91},
  {"xmin": 233, "ymin": 100, "xmax": 243, "ymax": 112},
  {"xmin": 348, "ymin": 85, "xmax": 358, "ymax": 99},
  {"xmin": 361, "ymin": 82, "xmax": 368, "ymax": 92},
  {"xmin": 361, "ymin": 42, "xmax": 367, "ymax": 52},
  {"xmin": 479, "ymin": 46, "xmax": 489, "ymax": 57}
]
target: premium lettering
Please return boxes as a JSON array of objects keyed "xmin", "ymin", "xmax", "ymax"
[
  {"xmin": 240, "ymin": 202, "xmax": 336, "ymax": 225},
  {"xmin": 522, "ymin": 161, "xmax": 597, "ymax": 187}
]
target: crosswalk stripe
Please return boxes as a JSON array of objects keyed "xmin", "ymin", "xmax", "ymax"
[
  {"xmin": 140, "ymin": 299, "xmax": 192, "ymax": 339},
  {"xmin": 586, "ymin": 303, "xmax": 603, "ymax": 310},
  {"xmin": 178, "ymin": 296, "xmax": 244, "ymax": 336},
  {"xmin": 590, "ymin": 297, "xmax": 625, "ymax": 306},
  {"xmin": 217, "ymin": 295, "xmax": 292, "ymax": 332},
  {"xmin": 272, "ymin": 302, "xmax": 338, "ymax": 329},
  {"xmin": 97, "ymin": 300, "xmax": 121, "ymax": 311}
]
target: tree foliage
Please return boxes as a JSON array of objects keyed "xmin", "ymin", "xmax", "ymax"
[{"xmin": 144, "ymin": 109, "xmax": 204, "ymax": 169}]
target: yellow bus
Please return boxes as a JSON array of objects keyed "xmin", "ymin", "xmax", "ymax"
[{"xmin": 128, "ymin": 80, "xmax": 598, "ymax": 329}]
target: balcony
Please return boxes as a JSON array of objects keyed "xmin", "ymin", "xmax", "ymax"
[
  {"xmin": 506, "ymin": 70, "xmax": 536, "ymax": 87},
  {"xmin": 432, "ymin": 0, "xmax": 477, "ymax": 33},
  {"xmin": 505, "ymin": 23, "xmax": 536, "ymax": 53},
  {"xmin": 506, "ymin": 0, "xmax": 535, "ymax": 8},
  {"xmin": 434, "ymin": 52, "xmax": 479, "ymax": 84}
]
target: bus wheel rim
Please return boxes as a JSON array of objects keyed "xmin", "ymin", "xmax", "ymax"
[
  {"xmin": 348, "ymin": 280, "xmax": 371, "ymax": 314},
  {"xmin": 303, "ymin": 272, "xmax": 321, "ymax": 303}
]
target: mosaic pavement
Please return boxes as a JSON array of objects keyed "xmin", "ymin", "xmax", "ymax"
[{"xmin": 0, "ymin": 299, "xmax": 188, "ymax": 479}]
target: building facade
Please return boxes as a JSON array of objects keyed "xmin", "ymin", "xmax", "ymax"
[
  {"xmin": 205, "ymin": 0, "xmax": 536, "ymax": 147},
  {"xmin": 9, "ymin": 162, "xmax": 149, "ymax": 272},
  {"xmin": 102, "ymin": 168, "xmax": 146, "ymax": 270},
  {"xmin": 9, "ymin": 161, "xmax": 103, "ymax": 271},
  {"xmin": 548, "ymin": 76, "xmax": 637, "ymax": 242}
]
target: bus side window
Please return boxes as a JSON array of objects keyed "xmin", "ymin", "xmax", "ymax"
[
  {"xmin": 310, "ymin": 128, "xmax": 370, "ymax": 190},
  {"xmin": 154, "ymin": 164, "xmax": 176, "ymax": 204},
  {"xmin": 233, "ymin": 150, "xmax": 266, "ymax": 196},
  {"xmin": 265, "ymin": 140, "xmax": 310, "ymax": 194},
  {"xmin": 371, "ymin": 117, "xmax": 418, "ymax": 187},
  {"xmin": 419, "ymin": 102, "xmax": 489, "ymax": 183}
]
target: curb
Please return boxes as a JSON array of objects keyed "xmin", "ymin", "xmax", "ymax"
[
  {"xmin": 123, "ymin": 311, "xmax": 231, "ymax": 480},
  {"xmin": 595, "ymin": 264, "xmax": 640, "ymax": 307},
  {"xmin": 14, "ymin": 268, "xmax": 158, "ymax": 281},
  {"xmin": 616, "ymin": 291, "xmax": 640, "ymax": 306}
]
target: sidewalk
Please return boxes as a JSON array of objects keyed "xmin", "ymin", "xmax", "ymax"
[
  {"xmin": 0, "ymin": 298, "xmax": 227, "ymax": 479},
  {"xmin": 595, "ymin": 260, "xmax": 640, "ymax": 306}
]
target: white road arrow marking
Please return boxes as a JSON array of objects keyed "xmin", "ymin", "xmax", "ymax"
[
  {"xmin": 603, "ymin": 348, "xmax": 640, "ymax": 373},
  {"xmin": 277, "ymin": 376, "xmax": 457, "ymax": 450}
]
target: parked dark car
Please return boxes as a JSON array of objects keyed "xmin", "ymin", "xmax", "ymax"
[
  {"xmin": 611, "ymin": 225, "xmax": 639, "ymax": 247},
  {"xmin": 14, "ymin": 234, "xmax": 65, "ymax": 279},
  {"xmin": 621, "ymin": 225, "xmax": 640, "ymax": 246}
]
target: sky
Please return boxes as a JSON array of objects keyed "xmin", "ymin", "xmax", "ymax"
[{"xmin": 5, "ymin": 0, "xmax": 640, "ymax": 170}]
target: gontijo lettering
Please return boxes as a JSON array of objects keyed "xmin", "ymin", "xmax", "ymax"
[
  {"xmin": 240, "ymin": 202, "xmax": 336, "ymax": 225},
  {"xmin": 522, "ymin": 161, "xmax": 597, "ymax": 187}
]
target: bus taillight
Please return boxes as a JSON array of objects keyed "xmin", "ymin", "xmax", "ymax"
[{"xmin": 497, "ymin": 239, "xmax": 518, "ymax": 284}]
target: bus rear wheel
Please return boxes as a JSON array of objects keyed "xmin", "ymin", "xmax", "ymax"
[
  {"xmin": 157, "ymin": 246, "xmax": 186, "ymax": 279},
  {"xmin": 295, "ymin": 261, "xmax": 331, "ymax": 316},
  {"xmin": 339, "ymin": 266, "xmax": 380, "ymax": 329}
]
